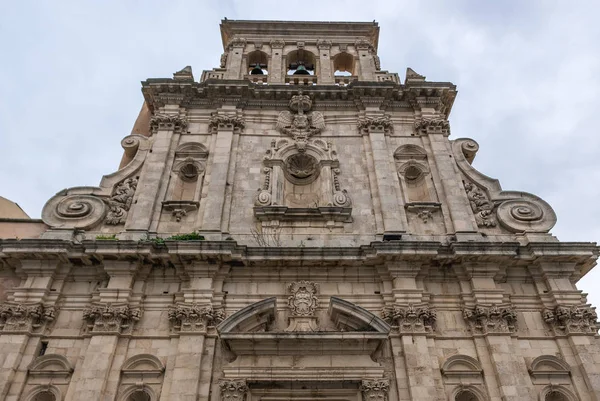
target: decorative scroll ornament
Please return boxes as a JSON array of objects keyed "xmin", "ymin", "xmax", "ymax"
[
  {"xmin": 542, "ymin": 305, "xmax": 599, "ymax": 335},
  {"xmin": 209, "ymin": 115, "xmax": 245, "ymax": 132},
  {"xmin": 463, "ymin": 304, "xmax": 517, "ymax": 334},
  {"xmin": 332, "ymin": 168, "xmax": 352, "ymax": 207},
  {"xmin": 150, "ymin": 114, "xmax": 188, "ymax": 134},
  {"xmin": 276, "ymin": 94, "xmax": 325, "ymax": 151},
  {"xmin": 254, "ymin": 167, "xmax": 272, "ymax": 206},
  {"xmin": 219, "ymin": 380, "xmax": 248, "ymax": 401},
  {"xmin": 357, "ymin": 115, "xmax": 393, "ymax": 134},
  {"xmin": 381, "ymin": 304, "xmax": 437, "ymax": 333},
  {"xmin": 0, "ymin": 303, "xmax": 55, "ymax": 333},
  {"xmin": 104, "ymin": 177, "xmax": 138, "ymax": 225},
  {"xmin": 414, "ymin": 118, "xmax": 450, "ymax": 136},
  {"xmin": 82, "ymin": 303, "xmax": 141, "ymax": 334},
  {"xmin": 168, "ymin": 304, "xmax": 225, "ymax": 333},
  {"xmin": 360, "ymin": 380, "xmax": 390, "ymax": 401},
  {"xmin": 464, "ymin": 182, "xmax": 497, "ymax": 228}
]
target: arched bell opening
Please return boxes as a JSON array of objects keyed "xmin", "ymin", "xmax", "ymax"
[
  {"xmin": 333, "ymin": 52, "xmax": 355, "ymax": 76},
  {"xmin": 287, "ymin": 49, "xmax": 316, "ymax": 75},
  {"xmin": 247, "ymin": 50, "xmax": 269, "ymax": 75}
]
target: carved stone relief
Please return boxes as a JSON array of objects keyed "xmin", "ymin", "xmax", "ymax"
[
  {"xmin": 150, "ymin": 114, "xmax": 188, "ymax": 134},
  {"xmin": 276, "ymin": 94, "xmax": 325, "ymax": 150},
  {"xmin": 0, "ymin": 302, "xmax": 55, "ymax": 333},
  {"xmin": 463, "ymin": 304, "xmax": 517, "ymax": 334},
  {"xmin": 414, "ymin": 118, "xmax": 451, "ymax": 136},
  {"xmin": 286, "ymin": 281, "xmax": 319, "ymax": 331},
  {"xmin": 381, "ymin": 304, "xmax": 437, "ymax": 333},
  {"xmin": 542, "ymin": 305, "xmax": 599, "ymax": 335},
  {"xmin": 360, "ymin": 380, "xmax": 389, "ymax": 401},
  {"xmin": 168, "ymin": 304, "xmax": 225, "ymax": 333},
  {"xmin": 105, "ymin": 177, "xmax": 138, "ymax": 225},
  {"xmin": 209, "ymin": 115, "xmax": 245, "ymax": 132},
  {"xmin": 219, "ymin": 380, "xmax": 248, "ymax": 401},
  {"xmin": 357, "ymin": 115, "xmax": 393, "ymax": 134},
  {"xmin": 464, "ymin": 181, "xmax": 497, "ymax": 228},
  {"xmin": 82, "ymin": 303, "xmax": 141, "ymax": 335}
]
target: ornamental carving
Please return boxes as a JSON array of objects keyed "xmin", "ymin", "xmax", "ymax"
[
  {"xmin": 317, "ymin": 39, "xmax": 332, "ymax": 49},
  {"xmin": 168, "ymin": 304, "xmax": 225, "ymax": 333},
  {"xmin": 288, "ymin": 281, "xmax": 319, "ymax": 317},
  {"xmin": 381, "ymin": 304, "xmax": 437, "ymax": 333},
  {"xmin": 228, "ymin": 37, "xmax": 247, "ymax": 48},
  {"xmin": 464, "ymin": 182, "xmax": 497, "ymax": 228},
  {"xmin": 219, "ymin": 380, "xmax": 248, "ymax": 401},
  {"xmin": 276, "ymin": 94, "xmax": 325, "ymax": 151},
  {"xmin": 150, "ymin": 114, "xmax": 188, "ymax": 134},
  {"xmin": 355, "ymin": 39, "xmax": 373, "ymax": 51},
  {"xmin": 357, "ymin": 116, "xmax": 393, "ymax": 134},
  {"xmin": 332, "ymin": 168, "xmax": 352, "ymax": 207},
  {"xmin": 360, "ymin": 380, "xmax": 389, "ymax": 401},
  {"xmin": 270, "ymin": 39, "xmax": 285, "ymax": 48},
  {"xmin": 463, "ymin": 304, "xmax": 517, "ymax": 334},
  {"xmin": 82, "ymin": 303, "xmax": 141, "ymax": 334},
  {"xmin": 542, "ymin": 305, "xmax": 599, "ymax": 335},
  {"xmin": 209, "ymin": 115, "xmax": 245, "ymax": 132},
  {"xmin": 220, "ymin": 52, "xmax": 228, "ymax": 68},
  {"xmin": 0, "ymin": 303, "xmax": 55, "ymax": 333},
  {"xmin": 373, "ymin": 55, "xmax": 381, "ymax": 71},
  {"xmin": 105, "ymin": 177, "xmax": 138, "ymax": 225},
  {"xmin": 414, "ymin": 118, "xmax": 450, "ymax": 136}
]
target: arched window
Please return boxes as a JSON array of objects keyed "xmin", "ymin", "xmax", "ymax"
[
  {"xmin": 32, "ymin": 392, "xmax": 56, "ymax": 401},
  {"xmin": 247, "ymin": 50, "xmax": 268, "ymax": 75},
  {"xmin": 127, "ymin": 390, "xmax": 151, "ymax": 401},
  {"xmin": 286, "ymin": 50, "xmax": 316, "ymax": 75},
  {"xmin": 546, "ymin": 391, "xmax": 568, "ymax": 401},
  {"xmin": 455, "ymin": 390, "xmax": 480, "ymax": 401},
  {"xmin": 333, "ymin": 52, "xmax": 354, "ymax": 76}
]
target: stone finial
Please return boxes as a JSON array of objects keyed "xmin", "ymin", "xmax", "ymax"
[
  {"xmin": 150, "ymin": 114, "xmax": 188, "ymax": 134},
  {"xmin": 360, "ymin": 380, "xmax": 390, "ymax": 401},
  {"xmin": 463, "ymin": 304, "xmax": 517, "ymax": 334},
  {"xmin": 219, "ymin": 380, "xmax": 248, "ymax": 401},
  {"xmin": 543, "ymin": 305, "xmax": 599, "ymax": 335},
  {"xmin": 286, "ymin": 281, "xmax": 319, "ymax": 331},
  {"xmin": 173, "ymin": 65, "xmax": 194, "ymax": 80},
  {"xmin": 168, "ymin": 304, "xmax": 225, "ymax": 333},
  {"xmin": 413, "ymin": 118, "xmax": 450, "ymax": 136},
  {"xmin": 82, "ymin": 303, "xmax": 141, "ymax": 335},
  {"xmin": 0, "ymin": 303, "xmax": 55, "ymax": 334},
  {"xmin": 381, "ymin": 304, "xmax": 437, "ymax": 333}
]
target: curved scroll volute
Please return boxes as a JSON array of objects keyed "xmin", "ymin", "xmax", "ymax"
[{"xmin": 452, "ymin": 138, "xmax": 557, "ymax": 233}]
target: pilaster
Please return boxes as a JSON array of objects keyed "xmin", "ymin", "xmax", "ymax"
[
  {"xmin": 224, "ymin": 38, "xmax": 246, "ymax": 80},
  {"xmin": 268, "ymin": 39, "xmax": 285, "ymax": 84},
  {"xmin": 355, "ymin": 40, "xmax": 375, "ymax": 81},
  {"xmin": 317, "ymin": 40, "xmax": 333, "ymax": 84}
]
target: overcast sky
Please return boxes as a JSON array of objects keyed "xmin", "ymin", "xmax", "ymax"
[{"xmin": 1, "ymin": 1, "xmax": 599, "ymax": 304}]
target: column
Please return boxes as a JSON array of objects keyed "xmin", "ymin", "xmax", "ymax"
[
  {"xmin": 200, "ymin": 112, "xmax": 243, "ymax": 232},
  {"xmin": 317, "ymin": 40, "xmax": 333, "ymax": 84},
  {"xmin": 268, "ymin": 39, "xmax": 285, "ymax": 84},
  {"xmin": 359, "ymin": 115, "xmax": 407, "ymax": 235},
  {"xmin": 224, "ymin": 38, "xmax": 246, "ymax": 80},
  {"xmin": 0, "ymin": 260, "xmax": 61, "ymax": 401},
  {"xmin": 67, "ymin": 261, "xmax": 141, "ymax": 401},
  {"xmin": 126, "ymin": 109, "xmax": 186, "ymax": 236}
]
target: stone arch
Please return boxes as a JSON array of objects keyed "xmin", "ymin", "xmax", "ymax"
[
  {"xmin": 118, "ymin": 355, "xmax": 164, "ymax": 401},
  {"xmin": 175, "ymin": 142, "xmax": 209, "ymax": 156},
  {"xmin": 121, "ymin": 354, "xmax": 165, "ymax": 374},
  {"xmin": 120, "ymin": 385, "xmax": 156, "ymax": 401},
  {"xmin": 394, "ymin": 144, "xmax": 427, "ymax": 158},
  {"xmin": 450, "ymin": 385, "xmax": 487, "ymax": 401},
  {"xmin": 217, "ymin": 297, "xmax": 276, "ymax": 333},
  {"xmin": 28, "ymin": 354, "xmax": 74, "ymax": 375},
  {"xmin": 539, "ymin": 385, "xmax": 577, "ymax": 401},
  {"xmin": 328, "ymin": 297, "xmax": 390, "ymax": 333},
  {"xmin": 529, "ymin": 355, "xmax": 571, "ymax": 384},
  {"xmin": 441, "ymin": 355, "xmax": 483, "ymax": 385},
  {"xmin": 333, "ymin": 52, "xmax": 355, "ymax": 76},
  {"xmin": 286, "ymin": 49, "xmax": 317, "ymax": 75},
  {"xmin": 25, "ymin": 385, "xmax": 61, "ymax": 401},
  {"xmin": 247, "ymin": 50, "xmax": 269, "ymax": 74}
]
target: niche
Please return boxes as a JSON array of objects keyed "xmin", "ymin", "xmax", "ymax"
[{"xmin": 394, "ymin": 145, "xmax": 437, "ymax": 203}]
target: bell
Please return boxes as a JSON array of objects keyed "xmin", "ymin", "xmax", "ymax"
[
  {"xmin": 250, "ymin": 66, "xmax": 264, "ymax": 75},
  {"xmin": 293, "ymin": 65, "xmax": 310, "ymax": 75}
]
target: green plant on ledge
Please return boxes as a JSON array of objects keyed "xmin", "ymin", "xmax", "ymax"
[
  {"xmin": 95, "ymin": 234, "xmax": 117, "ymax": 240},
  {"xmin": 166, "ymin": 232, "xmax": 205, "ymax": 241}
]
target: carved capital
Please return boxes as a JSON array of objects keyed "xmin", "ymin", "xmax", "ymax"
[
  {"xmin": 0, "ymin": 303, "xmax": 56, "ymax": 334},
  {"xmin": 82, "ymin": 303, "xmax": 141, "ymax": 335},
  {"xmin": 219, "ymin": 380, "xmax": 248, "ymax": 401},
  {"xmin": 360, "ymin": 380, "xmax": 389, "ymax": 401},
  {"xmin": 414, "ymin": 118, "xmax": 450, "ymax": 136},
  {"xmin": 355, "ymin": 39, "xmax": 373, "ymax": 51},
  {"xmin": 168, "ymin": 304, "xmax": 225, "ymax": 333},
  {"xmin": 464, "ymin": 181, "xmax": 497, "ymax": 228},
  {"xmin": 270, "ymin": 39, "xmax": 285, "ymax": 49},
  {"xmin": 209, "ymin": 115, "xmax": 245, "ymax": 132},
  {"xmin": 463, "ymin": 304, "xmax": 517, "ymax": 334},
  {"xmin": 357, "ymin": 116, "xmax": 393, "ymax": 134},
  {"xmin": 381, "ymin": 304, "xmax": 436, "ymax": 333},
  {"xmin": 150, "ymin": 114, "xmax": 188, "ymax": 134},
  {"xmin": 104, "ymin": 176, "xmax": 138, "ymax": 225},
  {"xmin": 317, "ymin": 39, "xmax": 332, "ymax": 49},
  {"xmin": 543, "ymin": 305, "xmax": 599, "ymax": 335},
  {"xmin": 228, "ymin": 37, "xmax": 247, "ymax": 48}
]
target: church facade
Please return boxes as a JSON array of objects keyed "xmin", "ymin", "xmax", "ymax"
[{"xmin": 0, "ymin": 19, "xmax": 599, "ymax": 401}]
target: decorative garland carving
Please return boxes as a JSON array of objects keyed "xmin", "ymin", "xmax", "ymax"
[
  {"xmin": 105, "ymin": 177, "xmax": 138, "ymax": 225},
  {"xmin": 82, "ymin": 303, "xmax": 141, "ymax": 334},
  {"xmin": 219, "ymin": 380, "xmax": 248, "ymax": 401},
  {"xmin": 414, "ymin": 118, "xmax": 450, "ymax": 136},
  {"xmin": 464, "ymin": 182, "xmax": 497, "ymax": 228},
  {"xmin": 381, "ymin": 304, "xmax": 437, "ymax": 333},
  {"xmin": 332, "ymin": 168, "xmax": 352, "ymax": 207},
  {"xmin": 276, "ymin": 94, "xmax": 325, "ymax": 151},
  {"xmin": 209, "ymin": 115, "xmax": 245, "ymax": 132},
  {"xmin": 463, "ymin": 304, "xmax": 517, "ymax": 334},
  {"xmin": 150, "ymin": 114, "xmax": 188, "ymax": 134},
  {"xmin": 168, "ymin": 304, "xmax": 225, "ymax": 333},
  {"xmin": 357, "ymin": 115, "xmax": 393, "ymax": 134},
  {"xmin": 360, "ymin": 380, "xmax": 389, "ymax": 401},
  {"xmin": 543, "ymin": 305, "xmax": 599, "ymax": 335},
  {"xmin": 288, "ymin": 281, "xmax": 319, "ymax": 317},
  {"xmin": 0, "ymin": 303, "xmax": 56, "ymax": 333}
]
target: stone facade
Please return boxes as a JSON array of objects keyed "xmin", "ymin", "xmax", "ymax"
[{"xmin": 0, "ymin": 19, "xmax": 599, "ymax": 401}]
